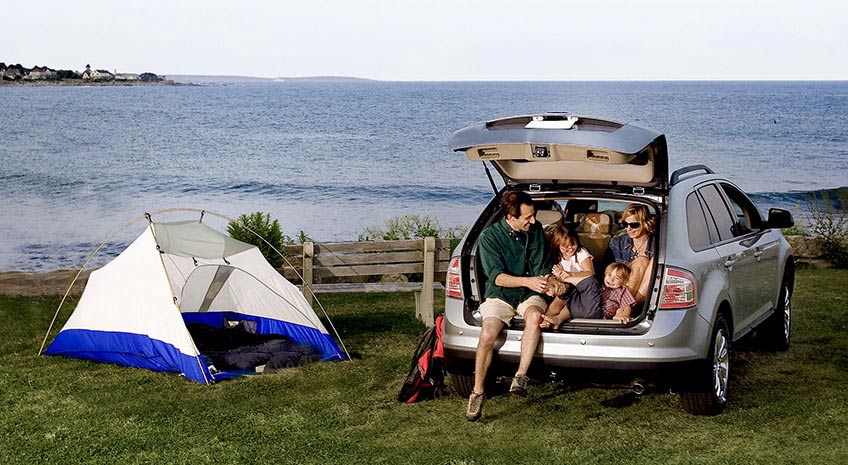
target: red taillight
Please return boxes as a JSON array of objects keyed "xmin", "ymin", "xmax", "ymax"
[
  {"xmin": 446, "ymin": 256, "xmax": 462, "ymax": 299},
  {"xmin": 659, "ymin": 268, "xmax": 697, "ymax": 309}
]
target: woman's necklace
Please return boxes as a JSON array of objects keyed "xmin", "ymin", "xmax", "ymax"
[{"xmin": 632, "ymin": 237, "xmax": 648, "ymax": 259}]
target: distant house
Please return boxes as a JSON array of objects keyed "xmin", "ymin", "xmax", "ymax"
[
  {"xmin": 2, "ymin": 63, "xmax": 25, "ymax": 81},
  {"xmin": 24, "ymin": 66, "xmax": 58, "ymax": 80},
  {"xmin": 114, "ymin": 73, "xmax": 139, "ymax": 81},
  {"xmin": 81, "ymin": 65, "xmax": 114, "ymax": 81},
  {"xmin": 93, "ymin": 69, "xmax": 114, "ymax": 81},
  {"xmin": 139, "ymin": 72, "xmax": 162, "ymax": 82}
]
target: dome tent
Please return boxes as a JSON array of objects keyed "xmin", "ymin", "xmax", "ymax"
[{"xmin": 42, "ymin": 211, "xmax": 345, "ymax": 384}]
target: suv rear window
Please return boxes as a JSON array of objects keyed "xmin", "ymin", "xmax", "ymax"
[
  {"xmin": 698, "ymin": 184, "xmax": 736, "ymax": 242},
  {"xmin": 686, "ymin": 192, "xmax": 714, "ymax": 251}
]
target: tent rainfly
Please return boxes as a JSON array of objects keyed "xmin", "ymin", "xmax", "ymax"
[{"xmin": 44, "ymin": 215, "xmax": 345, "ymax": 384}]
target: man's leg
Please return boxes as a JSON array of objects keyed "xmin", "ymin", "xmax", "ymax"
[
  {"xmin": 515, "ymin": 305, "xmax": 543, "ymax": 377},
  {"xmin": 511, "ymin": 295, "xmax": 548, "ymax": 397},
  {"xmin": 473, "ymin": 316, "xmax": 505, "ymax": 394},
  {"xmin": 467, "ymin": 316, "xmax": 504, "ymax": 421}
]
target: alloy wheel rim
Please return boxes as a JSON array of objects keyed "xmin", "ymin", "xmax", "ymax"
[
  {"xmin": 712, "ymin": 328, "xmax": 730, "ymax": 403},
  {"xmin": 783, "ymin": 285, "xmax": 792, "ymax": 343}
]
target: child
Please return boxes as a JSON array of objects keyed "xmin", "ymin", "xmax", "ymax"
[
  {"xmin": 541, "ymin": 224, "xmax": 600, "ymax": 329},
  {"xmin": 601, "ymin": 263, "xmax": 637, "ymax": 323},
  {"xmin": 547, "ymin": 224, "xmax": 594, "ymax": 282}
]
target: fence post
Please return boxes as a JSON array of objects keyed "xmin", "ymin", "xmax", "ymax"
[
  {"xmin": 420, "ymin": 237, "xmax": 436, "ymax": 327},
  {"xmin": 302, "ymin": 241, "xmax": 314, "ymax": 305}
]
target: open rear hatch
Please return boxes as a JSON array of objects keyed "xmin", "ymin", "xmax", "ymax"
[{"xmin": 449, "ymin": 114, "xmax": 668, "ymax": 192}]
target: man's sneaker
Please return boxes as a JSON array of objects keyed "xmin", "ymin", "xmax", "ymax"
[
  {"xmin": 466, "ymin": 391, "xmax": 486, "ymax": 422},
  {"xmin": 510, "ymin": 375, "xmax": 529, "ymax": 397}
]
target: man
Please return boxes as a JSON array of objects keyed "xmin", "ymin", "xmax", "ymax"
[{"xmin": 466, "ymin": 190, "xmax": 551, "ymax": 422}]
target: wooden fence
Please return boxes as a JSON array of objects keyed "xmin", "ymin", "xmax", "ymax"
[{"xmin": 281, "ymin": 238, "xmax": 453, "ymax": 327}]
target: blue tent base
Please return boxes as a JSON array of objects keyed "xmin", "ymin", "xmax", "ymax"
[
  {"xmin": 45, "ymin": 313, "xmax": 345, "ymax": 384},
  {"xmin": 45, "ymin": 330, "xmax": 213, "ymax": 383}
]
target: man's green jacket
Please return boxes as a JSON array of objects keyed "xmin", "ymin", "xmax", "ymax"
[{"xmin": 478, "ymin": 219, "xmax": 551, "ymax": 308}]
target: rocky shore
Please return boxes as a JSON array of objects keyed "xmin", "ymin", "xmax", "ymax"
[{"xmin": 0, "ymin": 79, "xmax": 177, "ymax": 87}]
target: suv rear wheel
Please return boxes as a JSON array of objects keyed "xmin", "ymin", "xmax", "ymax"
[
  {"xmin": 680, "ymin": 314, "xmax": 731, "ymax": 415},
  {"xmin": 450, "ymin": 372, "xmax": 475, "ymax": 398}
]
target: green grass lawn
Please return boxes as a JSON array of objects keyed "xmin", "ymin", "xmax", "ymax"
[{"xmin": 2, "ymin": 269, "xmax": 848, "ymax": 464}]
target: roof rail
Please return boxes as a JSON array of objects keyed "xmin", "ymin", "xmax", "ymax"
[{"xmin": 670, "ymin": 165, "xmax": 715, "ymax": 186}]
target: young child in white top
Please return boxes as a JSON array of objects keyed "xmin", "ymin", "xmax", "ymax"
[
  {"xmin": 541, "ymin": 224, "xmax": 599, "ymax": 329},
  {"xmin": 554, "ymin": 243, "xmax": 593, "ymax": 276}
]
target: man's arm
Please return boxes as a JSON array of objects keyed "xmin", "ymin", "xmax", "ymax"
[
  {"xmin": 479, "ymin": 228, "xmax": 548, "ymax": 293},
  {"xmin": 494, "ymin": 273, "xmax": 548, "ymax": 293},
  {"xmin": 478, "ymin": 231, "xmax": 508, "ymax": 283}
]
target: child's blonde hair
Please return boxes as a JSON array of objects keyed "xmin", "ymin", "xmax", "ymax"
[{"xmin": 605, "ymin": 262, "xmax": 631, "ymax": 282}]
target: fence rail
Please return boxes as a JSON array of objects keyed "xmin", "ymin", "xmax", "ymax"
[{"xmin": 283, "ymin": 238, "xmax": 453, "ymax": 327}]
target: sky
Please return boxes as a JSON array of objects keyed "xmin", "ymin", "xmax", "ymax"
[{"xmin": 4, "ymin": 0, "xmax": 846, "ymax": 81}]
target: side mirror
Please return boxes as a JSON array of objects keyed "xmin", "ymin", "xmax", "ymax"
[{"xmin": 767, "ymin": 208, "xmax": 794, "ymax": 230}]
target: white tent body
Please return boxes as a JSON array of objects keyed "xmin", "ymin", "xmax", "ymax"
[{"xmin": 46, "ymin": 220, "xmax": 343, "ymax": 383}]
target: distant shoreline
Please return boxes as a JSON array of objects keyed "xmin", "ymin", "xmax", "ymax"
[
  {"xmin": 0, "ymin": 76, "xmax": 377, "ymax": 86},
  {"xmin": 0, "ymin": 79, "xmax": 178, "ymax": 87}
]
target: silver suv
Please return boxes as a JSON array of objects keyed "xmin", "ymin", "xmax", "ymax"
[{"xmin": 442, "ymin": 114, "xmax": 795, "ymax": 415}]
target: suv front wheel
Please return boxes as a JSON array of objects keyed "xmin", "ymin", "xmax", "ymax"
[
  {"xmin": 759, "ymin": 273, "xmax": 793, "ymax": 351},
  {"xmin": 680, "ymin": 314, "xmax": 731, "ymax": 415}
]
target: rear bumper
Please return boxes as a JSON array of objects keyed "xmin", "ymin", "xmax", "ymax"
[{"xmin": 442, "ymin": 297, "xmax": 712, "ymax": 373}]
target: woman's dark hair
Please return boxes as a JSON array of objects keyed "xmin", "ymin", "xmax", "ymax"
[
  {"xmin": 546, "ymin": 223, "xmax": 585, "ymax": 260},
  {"xmin": 500, "ymin": 190, "xmax": 534, "ymax": 218}
]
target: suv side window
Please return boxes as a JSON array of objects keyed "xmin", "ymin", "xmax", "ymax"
[
  {"xmin": 719, "ymin": 183, "xmax": 763, "ymax": 236},
  {"xmin": 698, "ymin": 184, "xmax": 736, "ymax": 242},
  {"xmin": 686, "ymin": 192, "xmax": 715, "ymax": 251}
]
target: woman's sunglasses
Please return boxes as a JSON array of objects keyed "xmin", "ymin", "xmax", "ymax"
[{"xmin": 620, "ymin": 221, "xmax": 641, "ymax": 229}]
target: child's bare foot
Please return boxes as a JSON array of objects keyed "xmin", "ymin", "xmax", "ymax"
[{"xmin": 541, "ymin": 314, "xmax": 564, "ymax": 330}]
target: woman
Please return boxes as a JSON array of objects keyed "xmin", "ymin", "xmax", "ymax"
[{"xmin": 608, "ymin": 204, "xmax": 655, "ymax": 304}]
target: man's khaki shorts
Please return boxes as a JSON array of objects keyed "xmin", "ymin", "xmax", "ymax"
[{"xmin": 479, "ymin": 295, "xmax": 548, "ymax": 325}]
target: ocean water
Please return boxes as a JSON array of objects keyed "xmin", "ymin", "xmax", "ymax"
[{"xmin": 1, "ymin": 81, "xmax": 846, "ymax": 272}]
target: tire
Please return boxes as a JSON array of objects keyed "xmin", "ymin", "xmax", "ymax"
[
  {"xmin": 680, "ymin": 314, "xmax": 731, "ymax": 415},
  {"xmin": 450, "ymin": 372, "xmax": 475, "ymax": 398},
  {"xmin": 760, "ymin": 275, "xmax": 792, "ymax": 351}
]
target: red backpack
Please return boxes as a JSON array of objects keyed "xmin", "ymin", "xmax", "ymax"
[{"xmin": 398, "ymin": 315, "xmax": 446, "ymax": 403}]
